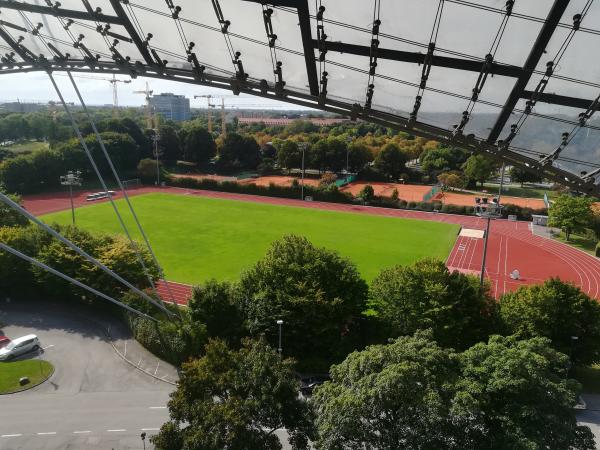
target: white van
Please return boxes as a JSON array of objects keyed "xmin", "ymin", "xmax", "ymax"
[{"xmin": 0, "ymin": 334, "xmax": 40, "ymax": 361}]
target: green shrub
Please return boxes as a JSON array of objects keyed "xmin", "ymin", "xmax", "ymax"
[{"xmin": 596, "ymin": 242, "xmax": 600, "ymax": 257}]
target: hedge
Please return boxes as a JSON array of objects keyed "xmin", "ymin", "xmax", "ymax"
[
  {"xmin": 596, "ymin": 242, "xmax": 600, "ymax": 258},
  {"xmin": 168, "ymin": 176, "xmax": 547, "ymax": 221}
]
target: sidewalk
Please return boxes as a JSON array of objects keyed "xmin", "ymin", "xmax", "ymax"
[{"xmin": 94, "ymin": 316, "xmax": 180, "ymax": 386}]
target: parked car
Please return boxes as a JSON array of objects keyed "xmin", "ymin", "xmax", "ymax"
[
  {"xmin": 0, "ymin": 335, "xmax": 10, "ymax": 349},
  {"xmin": 0, "ymin": 334, "xmax": 40, "ymax": 361}
]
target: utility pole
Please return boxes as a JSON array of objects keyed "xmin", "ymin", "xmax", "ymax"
[
  {"xmin": 276, "ymin": 319, "xmax": 284, "ymax": 356},
  {"xmin": 475, "ymin": 196, "xmax": 503, "ymax": 290},
  {"xmin": 60, "ymin": 171, "xmax": 82, "ymax": 226},
  {"xmin": 299, "ymin": 143, "xmax": 308, "ymax": 200},
  {"xmin": 152, "ymin": 131, "xmax": 161, "ymax": 186}
]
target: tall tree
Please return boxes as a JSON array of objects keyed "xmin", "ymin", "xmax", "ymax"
[
  {"xmin": 157, "ymin": 124, "xmax": 182, "ymax": 165},
  {"xmin": 217, "ymin": 133, "xmax": 261, "ymax": 172},
  {"xmin": 152, "ymin": 339, "xmax": 314, "ymax": 450},
  {"xmin": 369, "ymin": 258, "xmax": 497, "ymax": 349},
  {"xmin": 453, "ymin": 335, "xmax": 594, "ymax": 450},
  {"xmin": 181, "ymin": 126, "xmax": 216, "ymax": 165},
  {"xmin": 548, "ymin": 194, "xmax": 594, "ymax": 241},
  {"xmin": 510, "ymin": 166, "xmax": 542, "ymax": 186},
  {"xmin": 347, "ymin": 142, "xmax": 373, "ymax": 173},
  {"xmin": 499, "ymin": 278, "xmax": 600, "ymax": 365},
  {"xmin": 463, "ymin": 154, "xmax": 496, "ymax": 187},
  {"xmin": 374, "ymin": 143, "xmax": 407, "ymax": 180},
  {"xmin": 239, "ymin": 235, "xmax": 368, "ymax": 369},
  {"xmin": 275, "ymin": 139, "xmax": 300, "ymax": 172},
  {"xmin": 313, "ymin": 331, "xmax": 458, "ymax": 450}
]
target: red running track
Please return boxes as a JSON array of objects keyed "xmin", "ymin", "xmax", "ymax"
[{"xmin": 21, "ymin": 186, "xmax": 600, "ymax": 303}]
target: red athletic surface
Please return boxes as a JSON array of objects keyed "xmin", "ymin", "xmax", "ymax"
[{"xmin": 22, "ymin": 186, "xmax": 600, "ymax": 304}]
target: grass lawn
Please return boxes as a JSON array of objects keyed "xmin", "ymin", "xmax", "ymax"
[
  {"xmin": 1, "ymin": 140, "xmax": 49, "ymax": 154},
  {"xmin": 41, "ymin": 193, "xmax": 460, "ymax": 284},
  {"xmin": 0, "ymin": 360, "xmax": 54, "ymax": 394},
  {"xmin": 480, "ymin": 183, "xmax": 556, "ymax": 200},
  {"xmin": 555, "ymin": 232, "xmax": 597, "ymax": 256}
]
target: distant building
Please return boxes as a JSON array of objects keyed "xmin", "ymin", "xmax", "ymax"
[
  {"xmin": 237, "ymin": 117, "xmax": 349, "ymax": 126},
  {"xmin": 150, "ymin": 93, "xmax": 190, "ymax": 122},
  {"xmin": 0, "ymin": 101, "xmax": 44, "ymax": 113}
]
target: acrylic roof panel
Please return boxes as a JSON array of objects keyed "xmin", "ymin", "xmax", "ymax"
[{"xmin": 0, "ymin": 0, "xmax": 598, "ymax": 195}]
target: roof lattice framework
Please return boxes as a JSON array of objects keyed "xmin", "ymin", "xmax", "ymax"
[{"xmin": 1, "ymin": 0, "xmax": 600, "ymax": 195}]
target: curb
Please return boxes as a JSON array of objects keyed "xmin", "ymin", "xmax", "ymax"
[
  {"xmin": 0, "ymin": 361, "xmax": 55, "ymax": 395},
  {"xmin": 103, "ymin": 325, "xmax": 177, "ymax": 386}
]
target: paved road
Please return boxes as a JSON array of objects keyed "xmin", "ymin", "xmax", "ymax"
[{"xmin": 0, "ymin": 300, "xmax": 174, "ymax": 450}]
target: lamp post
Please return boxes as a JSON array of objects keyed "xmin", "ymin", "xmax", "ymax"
[
  {"xmin": 474, "ymin": 195, "xmax": 503, "ymax": 290},
  {"xmin": 276, "ymin": 319, "xmax": 284, "ymax": 356},
  {"xmin": 140, "ymin": 431, "xmax": 146, "ymax": 450},
  {"xmin": 60, "ymin": 170, "xmax": 82, "ymax": 226},
  {"xmin": 298, "ymin": 143, "xmax": 308, "ymax": 200},
  {"xmin": 345, "ymin": 135, "xmax": 353, "ymax": 183}
]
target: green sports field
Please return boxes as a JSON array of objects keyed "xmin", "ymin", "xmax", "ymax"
[{"xmin": 41, "ymin": 193, "xmax": 459, "ymax": 284}]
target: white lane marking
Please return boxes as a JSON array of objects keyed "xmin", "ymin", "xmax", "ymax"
[
  {"xmin": 42, "ymin": 344, "xmax": 54, "ymax": 350},
  {"xmin": 37, "ymin": 432, "xmax": 57, "ymax": 435},
  {"xmin": 2, "ymin": 434, "xmax": 22, "ymax": 438},
  {"xmin": 107, "ymin": 429, "xmax": 126, "ymax": 432},
  {"xmin": 141, "ymin": 428, "xmax": 160, "ymax": 431},
  {"xmin": 73, "ymin": 431, "xmax": 91, "ymax": 434},
  {"xmin": 149, "ymin": 406, "xmax": 167, "ymax": 409}
]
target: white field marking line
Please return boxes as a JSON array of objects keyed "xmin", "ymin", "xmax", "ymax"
[
  {"xmin": 124, "ymin": 340, "xmax": 127, "ymax": 357},
  {"xmin": 37, "ymin": 432, "xmax": 57, "ymax": 435},
  {"xmin": 141, "ymin": 428, "xmax": 160, "ymax": 431},
  {"xmin": 107, "ymin": 429, "xmax": 127, "ymax": 432},
  {"xmin": 73, "ymin": 431, "xmax": 92, "ymax": 434},
  {"xmin": 456, "ymin": 236, "xmax": 468, "ymax": 269},
  {"xmin": 1, "ymin": 434, "xmax": 22, "ymax": 438},
  {"xmin": 154, "ymin": 361, "xmax": 160, "ymax": 375},
  {"xmin": 42, "ymin": 345, "xmax": 54, "ymax": 350},
  {"xmin": 504, "ymin": 235, "xmax": 509, "ymax": 277},
  {"xmin": 149, "ymin": 406, "xmax": 167, "ymax": 409},
  {"xmin": 467, "ymin": 237, "xmax": 478, "ymax": 271},
  {"xmin": 495, "ymin": 235, "xmax": 503, "ymax": 277}
]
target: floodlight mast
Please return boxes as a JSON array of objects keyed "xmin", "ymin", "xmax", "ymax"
[
  {"xmin": 60, "ymin": 170, "xmax": 82, "ymax": 225},
  {"xmin": 474, "ymin": 193, "xmax": 503, "ymax": 290}
]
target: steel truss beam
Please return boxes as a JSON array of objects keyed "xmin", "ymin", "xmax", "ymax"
[
  {"xmin": 520, "ymin": 91, "xmax": 596, "ymax": 110},
  {"xmin": 487, "ymin": 0, "xmax": 571, "ymax": 143},
  {"xmin": 315, "ymin": 40, "xmax": 523, "ymax": 78},
  {"xmin": 107, "ymin": 0, "xmax": 155, "ymax": 67},
  {"xmin": 0, "ymin": 0, "xmax": 122, "ymax": 25},
  {"xmin": 0, "ymin": 57, "xmax": 595, "ymax": 197}
]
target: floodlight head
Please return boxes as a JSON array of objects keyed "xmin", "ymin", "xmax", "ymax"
[{"xmin": 276, "ymin": 319, "xmax": 284, "ymax": 325}]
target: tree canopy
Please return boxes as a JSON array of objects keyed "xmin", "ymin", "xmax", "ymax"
[
  {"xmin": 0, "ymin": 193, "xmax": 29, "ymax": 228},
  {"xmin": 369, "ymin": 258, "xmax": 497, "ymax": 349},
  {"xmin": 548, "ymin": 194, "xmax": 594, "ymax": 241},
  {"xmin": 181, "ymin": 125, "xmax": 216, "ymax": 165},
  {"xmin": 499, "ymin": 278, "xmax": 600, "ymax": 365},
  {"xmin": 463, "ymin": 154, "xmax": 497, "ymax": 186},
  {"xmin": 313, "ymin": 331, "xmax": 594, "ymax": 450},
  {"xmin": 239, "ymin": 234, "xmax": 368, "ymax": 370},
  {"xmin": 152, "ymin": 338, "xmax": 314, "ymax": 450},
  {"xmin": 374, "ymin": 143, "xmax": 407, "ymax": 180}
]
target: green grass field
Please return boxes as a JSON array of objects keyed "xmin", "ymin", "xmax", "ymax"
[
  {"xmin": 0, "ymin": 360, "xmax": 54, "ymax": 394},
  {"xmin": 41, "ymin": 193, "xmax": 460, "ymax": 284}
]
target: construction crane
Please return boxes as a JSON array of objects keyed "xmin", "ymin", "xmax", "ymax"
[
  {"xmin": 133, "ymin": 82, "xmax": 155, "ymax": 129},
  {"xmin": 54, "ymin": 73, "xmax": 131, "ymax": 117},
  {"xmin": 194, "ymin": 95, "xmax": 214, "ymax": 133}
]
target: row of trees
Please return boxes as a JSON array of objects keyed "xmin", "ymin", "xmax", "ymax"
[{"xmin": 147, "ymin": 235, "xmax": 599, "ymax": 448}]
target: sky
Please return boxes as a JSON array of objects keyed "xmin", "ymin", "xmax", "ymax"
[{"xmin": 0, "ymin": 72, "xmax": 308, "ymax": 110}]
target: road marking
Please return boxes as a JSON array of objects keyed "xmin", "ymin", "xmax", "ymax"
[
  {"xmin": 2, "ymin": 434, "xmax": 22, "ymax": 438},
  {"xmin": 37, "ymin": 432, "xmax": 57, "ymax": 435},
  {"xmin": 149, "ymin": 406, "xmax": 167, "ymax": 409},
  {"xmin": 141, "ymin": 428, "xmax": 160, "ymax": 431},
  {"xmin": 42, "ymin": 344, "xmax": 54, "ymax": 350},
  {"xmin": 73, "ymin": 431, "xmax": 91, "ymax": 434},
  {"xmin": 107, "ymin": 429, "xmax": 126, "ymax": 432}
]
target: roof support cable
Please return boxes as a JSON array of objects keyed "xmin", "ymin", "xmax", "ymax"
[
  {"xmin": 0, "ymin": 243, "xmax": 158, "ymax": 323},
  {"xmin": 162, "ymin": 1, "xmax": 204, "ymax": 80},
  {"xmin": 261, "ymin": 5, "xmax": 285, "ymax": 97},
  {"xmin": 44, "ymin": 70, "xmax": 177, "ymax": 318},
  {"xmin": 409, "ymin": 0, "xmax": 444, "ymax": 126},
  {"xmin": 0, "ymin": 192, "xmax": 173, "ymax": 316},
  {"xmin": 453, "ymin": 0, "xmax": 513, "ymax": 137},
  {"xmin": 503, "ymin": 2, "xmax": 593, "ymax": 145},
  {"xmin": 582, "ymin": 166, "xmax": 600, "ymax": 183},
  {"xmin": 62, "ymin": 70, "xmax": 180, "ymax": 314},
  {"xmin": 211, "ymin": 0, "xmax": 246, "ymax": 85},
  {"xmin": 364, "ymin": 0, "xmax": 381, "ymax": 111},
  {"xmin": 539, "ymin": 92, "xmax": 600, "ymax": 166},
  {"xmin": 316, "ymin": 0, "xmax": 327, "ymax": 104}
]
